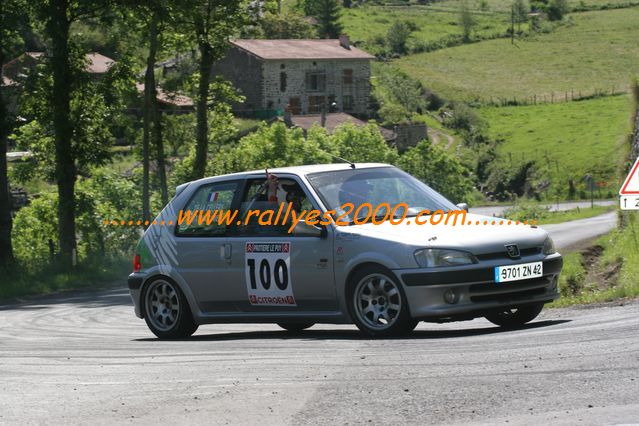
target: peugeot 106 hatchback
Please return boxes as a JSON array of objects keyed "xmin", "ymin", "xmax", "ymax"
[{"xmin": 128, "ymin": 164, "xmax": 562, "ymax": 338}]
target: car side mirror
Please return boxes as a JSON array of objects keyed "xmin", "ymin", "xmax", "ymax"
[
  {"xmin": 292, "ymin": 220, "xmax": 327, "ymax": 238},
  {"xmin": 456, "ymin": 203, "xmax": 469, "ymax": 212}
]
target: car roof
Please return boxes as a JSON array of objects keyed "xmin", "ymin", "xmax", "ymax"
[{"xmin": 187, "ymin": 163, "xmax": 394, "ymax": 186}]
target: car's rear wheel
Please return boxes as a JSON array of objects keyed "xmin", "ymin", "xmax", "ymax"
[
  {"xmin": 277, "ymin": 322, "xmax": 314, "ymax": 332},
  {"xmin": 143, "ymin": 277, "xmax": 198, "ymax": 339},
  {"xmin": 484, "ymin": 303, "xmax": 544, "ymax": 328},
  {"xmin": 348, "ymin": 266, "xmax": 417, "ymax": 337}
]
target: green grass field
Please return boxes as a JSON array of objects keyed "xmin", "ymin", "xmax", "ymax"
[
  {"xmin": 394, "ymin": 8, "xmax": 639, "ymax": 101},
  {"xmin": 479, "ymin": 94, "xmax": 632, "ymax": 195},
  {"xmin": 342, "ymin": 5, "xmax": 512, "ymax": 50},
  {"xmin": 432, "ymin": 0, "xmax": 639, "ymax": 12}
]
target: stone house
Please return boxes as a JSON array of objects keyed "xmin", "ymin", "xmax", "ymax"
[{"xmin": 211, "ymin": 36, "xmax": 375, "ymax": 117}]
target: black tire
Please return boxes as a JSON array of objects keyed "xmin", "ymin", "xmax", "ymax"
[
  {"xmin": 484, "ymin": 303, "xmax": 544, "ymax": 328},
  {"xmin": 143, "ymin": 277, "xmax": 198, "ymax": 339},
  {"xmin": 347, "ymin": 265, "xmax": 417, "ymax": 338},
  {"xmin": 277, "ymin": 322, "xmax": 315, "ymax": 332}
]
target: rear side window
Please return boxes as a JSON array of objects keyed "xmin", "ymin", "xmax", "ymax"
[{"xmin": 176, "ymin": 181, "xmax": 238, "ymax": 237}]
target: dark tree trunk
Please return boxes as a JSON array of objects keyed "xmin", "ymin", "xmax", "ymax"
[
  {"xmin": 142, "ymin": 13, "xmax": 160, "ymax": 222},
  {"xmin": 153, "ymin": 106, "xmax": 168, "ymax": 204},
  {"xmin": 48, "ymin": 0, "xmax": 77, "ymax": 269},
  {"xmin": 0, "ymin": 49, "xmax": 15, "ymax": 267},
  {"xmin": 148, "ymin": 13, "xmax": 167, "ymax": 205},
  {"xmin": 193, "ymin": 23, "xmax": 214, "ymax": 181}
]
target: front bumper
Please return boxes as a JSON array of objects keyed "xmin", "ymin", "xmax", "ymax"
[{"xmin": 396, "ymin": 254, "xmax": 563, "ymax": 320}]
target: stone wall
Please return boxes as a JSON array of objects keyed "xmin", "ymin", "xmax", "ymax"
[
  {"xmin": 212, "ymin": 46, "xmax": 372, "ymax": 116},
  {"xmin": 393, "ymin": 123, "xmax": 428, "ymax": 153},
  {"xmin": 261, "ymin": 58, "xmax": 371, "ymax": 115},
  {"xmin": 211, "ymin": 48, "xmax": 263, "ymax": 113}
]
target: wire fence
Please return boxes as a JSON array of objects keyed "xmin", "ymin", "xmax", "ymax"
[{"xmin": 475, "ymin": 86, "xmax": 629, "ymax": 107}]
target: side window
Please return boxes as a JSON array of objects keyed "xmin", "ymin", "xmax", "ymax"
[
  {"xmin": 176, "ymin": 181, "xmax": 238, "ymax": 237},
  {"xmin": 235, "ymin": 178, "xmax": 315, "ymax": 237}
]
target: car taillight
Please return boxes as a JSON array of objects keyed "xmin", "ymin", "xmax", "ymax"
[{"xmin": 133, "ymin": 254, "xmax": 141, "ymax": 272}]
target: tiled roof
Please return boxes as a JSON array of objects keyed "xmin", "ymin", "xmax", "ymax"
[
  {"xmin": 230, "ymin": 39, "xmax": 375, "ymax": 60},
  {"xmin": 290, "ymin": 113, "xmax": 395, "ymax": 140},
  {"xmin": 135, "ymin": 83, "xmax": 194, "ymax": 108},
  {"xmin": 1, "ymin": 75, "xmax": 17, "ymax": 86},
  {"xmin": 86, "ymin": 52, "xmax": 115, "ymax": 74}
]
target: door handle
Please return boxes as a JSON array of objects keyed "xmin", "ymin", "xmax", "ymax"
[{"xmin": 220, "ymin": 243, "xmax": 232, "ymax": 263}]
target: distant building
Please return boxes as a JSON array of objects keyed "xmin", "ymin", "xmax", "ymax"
[
  {"xmin": 288, "ymin": 112, "xmax": 396, "ymax": 142},
  {"xmin": 212, "ymin": 36, "xmax": 375, "ymax": 117},
  {"xmin": 135, "ymin": 83, "xmax": 194, "ymax": 112},
  {"xmin": 2, "ymin": 52, "xmax": 115, "ymax": 82}
]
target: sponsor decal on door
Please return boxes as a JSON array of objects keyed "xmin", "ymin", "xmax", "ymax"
[{"xmin": 245, "ymin": 242, "xmax": 296, "ymax": 306}]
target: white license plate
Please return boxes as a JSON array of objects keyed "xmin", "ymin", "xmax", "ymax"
[{"xmin": 494, "ymin": 262, "xmax": 543, "ymax": 283}]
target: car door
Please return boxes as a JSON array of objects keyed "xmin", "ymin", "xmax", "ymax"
[
  {"xmin": 173, "ymin": 179, "xmax": 244, "ymax": 313},
  {"xmin": 226, "ymin": 175, "xmax": 338, "ymax": 312}
]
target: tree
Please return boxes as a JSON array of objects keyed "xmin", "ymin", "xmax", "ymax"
[
  {"xmin": 306, "ymin": 0, "xmax": 343, "ymax": 39},
  {"xmin": 397, "ymin": 139, "xmax": 474, "ymax": 203},
  {"xmin": 0, "ymin": 0, "xmax": 27, "ymax": 267},
  {"xmin": 513, "ymin": 0, "xmax": 530, "ymax": 32},
  {"xmin": 141, "ymin": 7, "xmax": 170, "ymax": 218},
  {"xmin": 547, "ymin": 0, "xmax": 568, "ymax": 20},
  {"xmin": 177, "ymin": 0, "xmax": 245, "ymax": 181},
  {"xmin": 259, "ymin": 12, "xmax": 316, "ymax": 39},
  {"xmin": 32, "ymin": 0, "xmax": 119, "ymax": 269},
  {"xmin": 459, "ymin": 1, "xmax": 477, "ymax": 42},
  {"xmin": 387, "ymin": 21, "xmax": 415, "ymax": 55}
]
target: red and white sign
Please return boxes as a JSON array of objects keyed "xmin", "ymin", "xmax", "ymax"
[
  {"xmin": 620, "ymin": 157, "xmax": 639, "ymax": 210},
  {"xmin": 620, "ymin": 157, "xmax": 639, "ymax": 195}
]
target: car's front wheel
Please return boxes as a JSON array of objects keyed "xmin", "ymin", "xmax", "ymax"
[
  {"xmin": 484, "ymin": 303, "xmax": 544, "ymax": 328},
  {"xmin": 143, "ymin": 277, "xmax": 198, "ymax": 339},
  {"xmin": 348, "ymin": 266, "xmax": 417, "ymax": 337}
]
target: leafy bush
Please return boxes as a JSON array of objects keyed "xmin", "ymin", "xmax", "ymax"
[
  {"xmin": 397, "ymin": 139, "xmax": 474, "ymax": 203},
  {"xmin": 443, "ymin": 102, "xmax": 486, "ymax": 134},
  {"xmin": 12, "ymin": 168, "xmax": 141, "ymax": 270},
  {"xmin": 258, "ymin": 12, "xmax": 317, "ymax": 39},
  {"xmin": 371, "ymin": 63, "xmax": 427, "ymax": 124},
  {"xmin": 387, "ymin": 21, "xmax": 415, "ymax": 55},
  {"xmin": 502, "ymin": 200, "xmax": 551, "ymax": 222}
]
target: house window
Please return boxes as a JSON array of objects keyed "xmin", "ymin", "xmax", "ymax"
[
  {"xmin": 342, "ymin": 69, "xmax": 353, "ymax": 85},
  {"xmin": 280, "ymin": 72, "xmax": 287, "ymax": 92},
  {"xmin": 308, "ymin": 96, "xmax": 326, "ymax": 113},
  {"xmin": 306, "ymin": 72, "xmax": 326, "ymax": 92},
  {"xmin": 343, "ymin": 95, "xmax": 354, "ymax": 112}
]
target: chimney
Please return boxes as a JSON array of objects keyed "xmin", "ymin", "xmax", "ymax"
[{"xmin": 339, "ymin": 34, "xmax": 350, "ymax": 50}]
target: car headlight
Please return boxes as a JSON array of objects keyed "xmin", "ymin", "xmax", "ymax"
[
  {"xmin": 414, "ymin": 248, "xmax": 477, "ymax": 268},
  {"xmin": 543, "ymin": 236, "xmax": 556, "ymax": 255}
]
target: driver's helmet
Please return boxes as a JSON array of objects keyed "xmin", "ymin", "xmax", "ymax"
[{"xmin": 338, "ymin": 177, "xmax": 373, "ymax": 209}]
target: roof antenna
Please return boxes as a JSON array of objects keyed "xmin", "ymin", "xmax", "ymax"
[{"xmin": 320, "ymin": 149, "xmax": 356, "ymax": 169}]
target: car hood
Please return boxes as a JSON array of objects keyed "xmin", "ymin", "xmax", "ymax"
[{"xmin": 337, "ymin": 213, "xmax": 548, "ymax": 255}]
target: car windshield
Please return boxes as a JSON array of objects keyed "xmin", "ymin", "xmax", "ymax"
[{"xmin": 306, "ymin": 166, "xmax": 457, "ymax": 223}]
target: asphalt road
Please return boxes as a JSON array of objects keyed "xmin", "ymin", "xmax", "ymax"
[
  {"xmin": 0, "ymin": 213, "xmax": 632, "ymax": 425},
  {"xmin": 540, "ymin": 211, "xmax": 617, "ymax": 249},
  {"xmin": 471, "ymin": 200, "xmax": 616, "ymax": 218},
  {"xmin": 0, "ymin": 288, "xmax": 638, "ymax": 425}
]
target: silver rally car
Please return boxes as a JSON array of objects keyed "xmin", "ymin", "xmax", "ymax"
[{"xmin": 128, "ymin": 163, "xmax": 562, "ymax": 338}]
